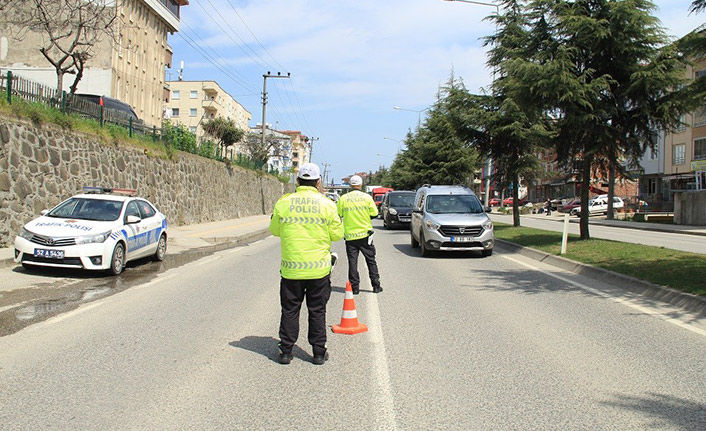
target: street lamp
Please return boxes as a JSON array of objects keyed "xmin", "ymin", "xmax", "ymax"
[
  {"xmin": 393, "ymin": 106, "xmax": 429, "ymax": 127},
  {"xmin": 441, "ymin": 0, "xmax": 498, "ymax": 208}
]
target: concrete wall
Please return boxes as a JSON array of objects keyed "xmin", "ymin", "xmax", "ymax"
[
  {"xmin": 0, "ymin": 116, "xmax": 287, "ymax": 247},
  {"xmin": 674, "ymin": 190, "xmax": 706, "ymax": 226}
]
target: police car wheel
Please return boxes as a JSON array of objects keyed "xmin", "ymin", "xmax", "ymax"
[
  {"xmin": 153, "ymin": 234, "xmax": 167, "ymax": 261},
  {"xmin": 109, "ymin": 242, "xmax": 126, "ymax": 276}
]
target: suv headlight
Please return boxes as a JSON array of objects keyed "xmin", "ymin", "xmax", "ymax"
[
  {"xmin": 76, "ymin": 231, "xmax": 111, "ymax": 245},
  {"xmin": 19, "ymin": 227, "xmax": 34, "ymax": 240},
  {"xmin": 482, "ymin": 219, "xmax": 493, "ymax": 231},
  {"xmin": 389, "ymin": 208, "xmax": 398, "ymax": 215},
  {"xmin": 425, "ymin": 220, "xmax": 441, "ymax": 231}
]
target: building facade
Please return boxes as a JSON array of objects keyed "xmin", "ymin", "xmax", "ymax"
[
  {"xmin": 280, "ymin": 131, "xmax": 311, "ymax": 176},
  {"xmin": 0, "ymin": 0, "xmax": 187, "ymax": 127},
  {"xmin": 168, "ymin": 80, "xmax": 251, "ymax": 141}
]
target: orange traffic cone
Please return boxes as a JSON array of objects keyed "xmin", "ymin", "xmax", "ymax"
[{"xmin": 332, "ymin": 282, "xmax": 368, "ymax": 335}]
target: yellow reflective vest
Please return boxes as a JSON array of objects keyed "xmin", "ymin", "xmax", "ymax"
[
  {"xmin": 337, "ymin": 189, "xmax": 378, "ymax": 241},
  {"xmin": 269, "ymin": 186, "xmax": 344, "ymax": 279}
]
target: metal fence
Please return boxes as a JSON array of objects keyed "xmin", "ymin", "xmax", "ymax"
[{"xmin": 1, "ymin": 70, "xmax": 160, "ymax": 140}]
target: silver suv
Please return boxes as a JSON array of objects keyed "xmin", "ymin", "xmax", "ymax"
[{"xmin": 410, "ymin": 185, "xmax": 494, "ymax": 257}]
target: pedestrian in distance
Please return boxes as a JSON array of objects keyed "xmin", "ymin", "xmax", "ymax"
[
  {"xmin": 269, "ymin": 163, "xmax": 344, "ymax": 365},
  {"xmin": 337, "ymin": 175, "xmax": 382, "ymax": 295},
  {"xmin": 545, "ymin": 198, "xmax": 552, "ymax": 216}
]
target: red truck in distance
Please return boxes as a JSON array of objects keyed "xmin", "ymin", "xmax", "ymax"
[{"xmin": 372, "ymin": 187, "xmax": 394, "ymax": 209}]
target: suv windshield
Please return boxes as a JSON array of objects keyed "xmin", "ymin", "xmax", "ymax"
[
  {"xmin": 48, "ymin": 198, "xmax": 123, "ymax": 221},
  {"xmin": 389, "ymin": 193, "xmax": 415, "ymax": 207},
  {"xmin": 426, "ymin": 194, "xmax": 484, "ymax": 214}
]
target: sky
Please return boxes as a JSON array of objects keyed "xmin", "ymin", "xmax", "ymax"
[{"xmin": 168, "ymin": 0, "xmax": 704, "ymax": 185}]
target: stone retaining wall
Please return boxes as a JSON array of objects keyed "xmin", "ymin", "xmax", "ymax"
[{"xmin": 0, "ymin": 115, "xmax": 287, "ymax": 246}]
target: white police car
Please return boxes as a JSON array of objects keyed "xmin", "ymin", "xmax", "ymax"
[{"xmin": 14, "ymin": 187, "xmax": 168, "ymax": 275}]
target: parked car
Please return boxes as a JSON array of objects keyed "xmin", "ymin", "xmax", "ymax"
[
  {"xmin": 502, "ymin": 196, "xmax": 527, "ymax": 206},
  {"xmin": 380, "ymin": 190, "xmax": 416, "ymax": 229},
  {"xmin": 559, "ymin": 199, "xmax": 581, "ymax": 213},
  {"xmin": 570, "ymin": 196, "xmax": 624, "ymax": 216},
  {"xmin": 14, "ymin": 187, "xmax": 167, "ymax": 275},
  {"xmin": 488, "ymin": 197, "xmax": 502, "ymax": 207},
  {"xmin": 69, "ymin": 94, "xmax": 143, "ymax": 125},
  {"xmin": 410, "ymin": 185, "xmax": 494, "ymax": 257}
]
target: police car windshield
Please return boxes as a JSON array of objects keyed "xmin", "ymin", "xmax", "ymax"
[
  {"xmin": 48, "ymin": 198, "xmax": 123, "ymax": 221},
  {"xmin": 426, "ymin": 195, "xmax": 484, "ymax": 214},
  {"xmin": 389, "ymin": 193, "xmax": 415, "ymax": 207}
]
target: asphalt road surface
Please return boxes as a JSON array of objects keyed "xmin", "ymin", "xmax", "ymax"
[
  {"xmin": 1, "ymin": 220, "xmax": 705, "ymax": 430},
  {"xmin": 490, "ymin": 213, "xmax": 706, "ymax": 254}
]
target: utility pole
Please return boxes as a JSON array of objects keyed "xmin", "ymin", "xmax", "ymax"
[
  {"xmin": 307, "ymin": 136, "xmax": 319, "ymax": 162},
  {"xmin": 261, "ymin": 72, "xmax": 290, "ymax": 152},
  {"xmin": 322, "ymin": 163, "xmax": 330, "ymax": 187}
]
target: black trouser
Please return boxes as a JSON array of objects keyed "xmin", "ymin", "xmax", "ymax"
[
  {"xmin": 279, "ymin": 275, "xmax": 331, "ymax": 356},
  {"xmin": 345, "ymin": 237, "xmax": 381, "ymax": 290}
]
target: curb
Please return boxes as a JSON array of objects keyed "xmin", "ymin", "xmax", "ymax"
[
  {"xmin": 169, "ymin": 228, "xmax": 272, "ymax": 255},
  {"xmin": 495, "ymin": 239, "xmax": 706, "ymax": 316},
  {"xmin": 0, "ymin": 228, "xmax": 273, "ymax": 270}
]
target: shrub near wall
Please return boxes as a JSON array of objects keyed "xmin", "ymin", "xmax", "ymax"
[{"xmin": 0, "ymin": 116, "xmax": 286, "ymax": 247}]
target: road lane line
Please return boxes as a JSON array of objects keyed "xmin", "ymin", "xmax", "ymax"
[
  {"xmin": 44, "ymin": 302, "xmax": 102, "ymax": 326},
  {"xmin": 366, "ymin": 293, "xmax": 399, "ymax": 430},
  {"xmin": 501, "ymin": 254, "xmax": 706, "ymax": 337}
]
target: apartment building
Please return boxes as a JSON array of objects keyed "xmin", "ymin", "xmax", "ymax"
[
  {"xmin": 167, "ymin": 80, "xmax": 251, "ymax": 141},
  {"xmin": 0, "ymin": 0, "xmax": 188, "ymax": 127},
  {"xmin": 280, "ymin": 131, "xmax": 311, "ymax": 174},
  {"xmin": 639, "ymin": 57, "xmax": 706, "ymax": 206},
  {"xmin": 248, "ymin": 126, "xmax": 293, "ymax": 174}
]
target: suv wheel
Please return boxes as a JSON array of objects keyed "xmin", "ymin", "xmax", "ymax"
[
  {"xmin": 410, "ymin": 232, "xmax": 419, "ymax": 248},
  {"xmin": 420, "ymin": 232, "xmax": 431, "ymax": 257}
]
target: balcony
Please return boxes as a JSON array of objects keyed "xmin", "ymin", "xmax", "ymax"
[{"xmin": 202, "ymin": 100, "xmax": 218, "ymax": 113}]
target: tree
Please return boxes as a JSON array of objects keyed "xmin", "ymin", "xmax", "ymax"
[
  {"xmin": 508, "ymin": 0, "xmax": 692, "ymax": 238},
  {"xmin": 202, "ymin": 117, "xmax": 245, "ymax": 161},
  {"xmin": 242, "ymin": 131, "xmax": 287, "ymax": 168},
  {"xmin": 691, "ymin": 0, "xmax": 706, "ymax": 13},
  {"xmin": 1, "ymin": 0, "xmax": 119, "ymax": 95},
  {"xmin": 386, "ymin": 76, "xmax": 481, "ymax": 189}
]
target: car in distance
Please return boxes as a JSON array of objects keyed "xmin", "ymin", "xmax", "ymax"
[
  {"xmin": 14, "ymin": 187, "xmax": 168, "ymax": 275},
  {"xmin": 410, "ymin": 185, "xmax": 494, "ymax": 257},
  {"xmin": 380, "ymin": 190, "xmax": 416, "ymax": 229},
  {"xmin": 488, "ymin": 197, "xmax": 501, "ymax": 207},
  {"xmin": 570, "ymin": 196, "xmax": 624, "ymax": 216},
  {"xmin": 502, "ymin": 196, "xmax": 527, "ymax": 206}
]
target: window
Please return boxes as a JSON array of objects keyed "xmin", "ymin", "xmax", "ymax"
[
  {"xmin": 125, "ymin": 201, "xmax": 141, "ymax": 223},
  {"xmin": 292, "ymin": 151, "xmax": 299, "ymax": 158},
  {"xmin": 673, "ymin": 144, "xmax": 685, "ymax": 165},
  {"xmin": 172, "ymin": 108, "xmax": 179, "ymax": 117},
  {"xmin": 693, "ymin": 108, "xmax": 706, "ymax": 128},
  {"xmin": 695, "ymin": 137, "xmax": 706, "ymax": 160},
  {"xmin": 190, "ymin": 90, "xmax": 198, "ymax": 99},
  {"xmin": 137, "ymin": 200, "xmax": 156, "ymax": 218},
  {"xmin": 189, "ymin": 126, "xmax": 197, "ymax": 133},
  {"xmin": 190, "ymin": 108, "xmax": 197, "ymax": 117},
  {"xmin": 172, "ymin": 90, "xmax": 180, "ymax": 100}
]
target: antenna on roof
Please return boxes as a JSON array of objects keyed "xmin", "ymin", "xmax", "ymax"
[{"xmin": 178, "ymin": 61, "xmax": 184, "ymax": 81}]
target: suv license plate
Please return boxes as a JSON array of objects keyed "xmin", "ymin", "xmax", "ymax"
[
  {"xmin": 450, "ymin": 236, "xmax": 473, "ymax": 242},
  {"xmin": 34, "ymin": 248, "xmax": 65, "ymax": 259}
]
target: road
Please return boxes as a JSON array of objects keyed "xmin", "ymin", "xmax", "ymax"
[
  {"xmin": 490, "ymin": 213, "xmax": 706, "ymax": 254},
  {"xmin": 1, "ymin": 220, "xmax": 705, "ymax": 430}
]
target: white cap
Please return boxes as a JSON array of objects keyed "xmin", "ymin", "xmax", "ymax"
[
  {"xmin": 350, "ymin": 175, "xmax": 363, "ymax": 186},
  {"xmin": 297, "ymin": 162, "xmax": 321, "ymax": 180}
]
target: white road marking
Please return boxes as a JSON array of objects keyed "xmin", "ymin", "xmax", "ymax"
[
  {"xmin": 195, "ymin": 255, "xmax": 223, "ymax": 266},
  {"xmin": 366, "ymin": 293, "xmax": 399, "ymax": 430},
  {"xmin": 501, "ymin": 254, "xmax": 706, "ymax": 337}
]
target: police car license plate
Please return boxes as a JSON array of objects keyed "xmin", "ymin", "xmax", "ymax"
[
  {"xmin": 450, "ymin": 236, "xmax": 473, "ymax": 242},
  {"xmin": 34, "ymin": 248, "xmax": 64, "ymax": 259}
]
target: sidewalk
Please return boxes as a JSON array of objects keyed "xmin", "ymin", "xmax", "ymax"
[
  {"xmin": 0, "ymin": 214, "xmax": 273, "ymax": 269},
  {"xmin": 497, "ymin": 211, "xmax": 706, "ymax": 236}
]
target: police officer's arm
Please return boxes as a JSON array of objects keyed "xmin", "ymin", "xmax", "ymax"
[
  {"xmin": 336, "ymin": 196, "xmax": 344, "ymax": 219},
  {"xmin": 368, "ymin": 195, "xmax": 379, "ymax": 218},
  {"xmin": 269, "ymin": 207, "xmax": 281, "ymax": 237},
  {"xmin": 328, "ymin": 205, "xmax": 344, "ymax": 242}
]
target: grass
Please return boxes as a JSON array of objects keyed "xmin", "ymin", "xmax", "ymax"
[{"xmin": 494, "ymin": 223, "xmax": 706, "ymax": 296}]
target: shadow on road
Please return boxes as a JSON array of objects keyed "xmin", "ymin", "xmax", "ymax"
[
  {"xmin": 228, "ymin": 336, "xmax": 310, "ymax": 363},
  {"xmin": 392, "ymin": 244, "xmax": 487, "ymax": 259},
  {"xmin": 601, "ymin": 392, "xmax": 706, "ymax": 430}
]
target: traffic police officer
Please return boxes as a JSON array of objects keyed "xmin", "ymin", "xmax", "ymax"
[
  {"xmin": 337, "ymin": 175, "xmax": 382, "ymax": 295},
  {"xmin": 269, "ymin": 163, "xmax": 344, "ymax": 365}
]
